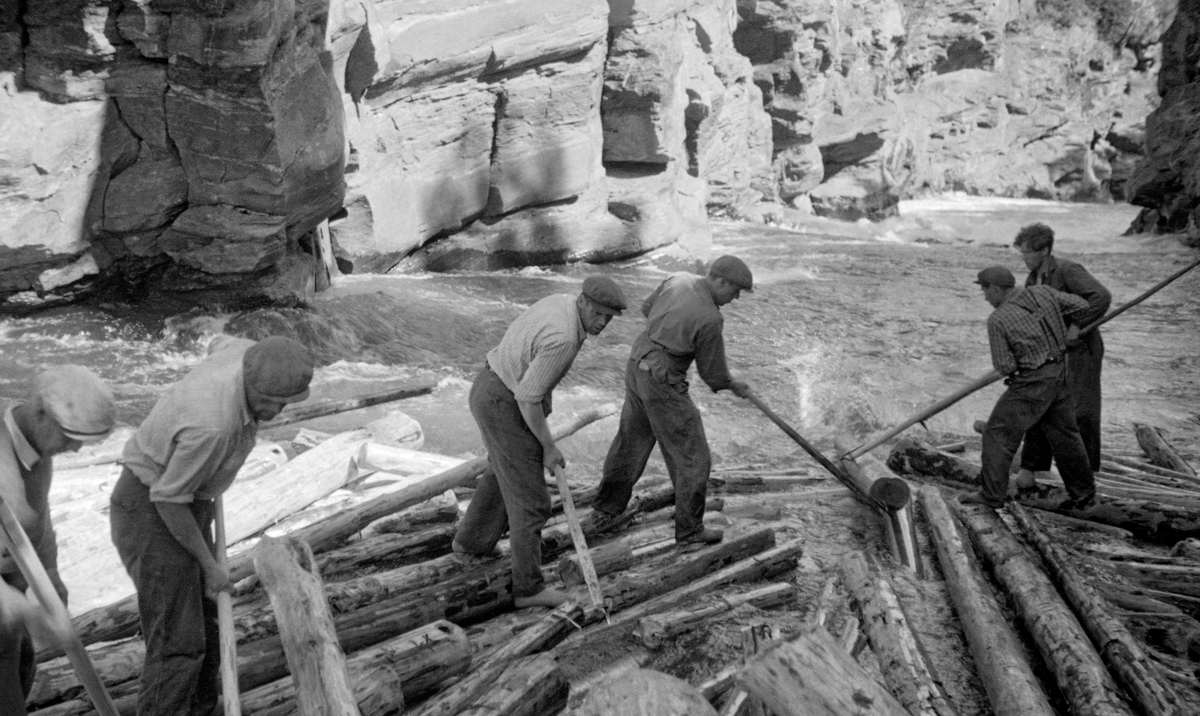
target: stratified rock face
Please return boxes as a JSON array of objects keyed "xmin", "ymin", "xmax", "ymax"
[
  {"xmin": 2, "ymin": 0, "xmax": 345, "ymax": 311},
  {"xmin": 1126, "ymin": 0, "xmax": 1200, "ymax": 241}
]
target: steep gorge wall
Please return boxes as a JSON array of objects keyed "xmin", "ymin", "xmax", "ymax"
[{"xmin": 0, "ymin": 0, "xmax": 1179, "ymax": 312}]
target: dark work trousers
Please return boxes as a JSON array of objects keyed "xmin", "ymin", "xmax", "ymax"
[
  {"xmin": 593, "ymin": 358, "xmax": 711, "ymax": 540},
  {"xmin": 453, "ymin": 365, "xmax": 551, "ymax": 598},
  {"xmin": 1021, "ymin": 330, "xmax": 1104, "ymax": 471},
  {"xmin": 981, "ymin": 362, "xmax": 1095, "ymax": 504},
  {"xmin": 0, "ymin": 572, "xmax": 35, "ymax": 716},
  {"xmin": 110, "ymin": 468, "xmax": 220, "ymax": 716}
]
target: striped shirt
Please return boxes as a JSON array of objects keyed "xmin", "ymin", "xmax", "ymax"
[
  {"xmin": 987, "ymin": 286, "xmax": 1089, "ymax": 375},
  {"xmin": 487, "ymin": 294, "xmax": 586, "ymax": 405}
]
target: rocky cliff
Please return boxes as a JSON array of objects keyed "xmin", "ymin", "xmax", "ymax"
[{"xmin": 0, "ymin": 0, "xmax": 1178, "ymax": 311}]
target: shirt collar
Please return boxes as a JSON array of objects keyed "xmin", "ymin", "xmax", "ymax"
[
  {"xmin": 1036, "ymin": 255, "xmax": 1057, "ymax": 284},
  {"xmin": 3, "ymin": 404, "xmax": 42, "ymax": 470},
  {"xmin": 571, "ymin": 298, "xmax": 588, "ymax": 347}
]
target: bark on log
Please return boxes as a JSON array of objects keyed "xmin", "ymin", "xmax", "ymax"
[
  {"xmin": 1009, "ymin": 503, "xmax": 1182, "ymax": 716},
  {"xmin": 707, "ymin": 474, "xmax": 826, "ymax": 493},
  {"xmin": 916, "ymin": 486, "xmax": 1054, "ymax": 716},
  {"xmin": 633, "ymin": 583, "xmax": 796, "ymax": 649},
  {"xmin": 955, "ymin": 503, "xmax": 1138, "ymax": 716},
  {"xmin": 261, "ymin": 382, "xmax": 436, "ymax": 430},
  {"xmin": 407, "ymin": 601, "xmax": 584, "ymax": 716},
  {"xmin": 315, "ymin": 524, "xmax": 456, "ymax": 581},
  {"xmin": 838, "ymin": 551, "xmax": 957, "ymax": 716},
  {"xmin": 1134, "ymin": 424, "xmax": 1197, "ymax": 477},
  {"xmin": 61, "ymin": 406, "xmax": 615, "ymax": 654},
  {"xmin": 241, "ymin": 621, "xmax": 470, "ymax": 716},
  {"xmin": 736, "ymin": 624, "xmax": 909, "ymax": 716},
  {"xmin": 558, "ymin": 537, "xmax": 675, "ymax": 588},
  {"xmin": 457, "ymin": 653, "xmax": 568, "ymax": 716},
  {"xmin": 891, "ymin": 438, "xmax": 1200, "ymax": 542},
  {"xmin": 1104, "ymin": 560, "xmax": 1200, "ymax": 600},
  {"xmin": 253, "ymin": 536, "xmax": 360, "ymax": 716}
]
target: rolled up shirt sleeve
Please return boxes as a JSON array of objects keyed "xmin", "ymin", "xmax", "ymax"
[
  {"xmin": 512, "ymin": 338, "xmax": 578, "ymax": 404},
  {"xmin": 149, "ymin": 428, "xmax": 234, "ymax": 503}
]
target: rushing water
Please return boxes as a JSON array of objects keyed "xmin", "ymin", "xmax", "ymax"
[{"xmin": 2, "ymin": 196, "xmax": 1198, "ymax": 479}]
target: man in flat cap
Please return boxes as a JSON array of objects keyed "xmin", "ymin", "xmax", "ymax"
[
  {"xmin": 965, "ymin": 266, "xmax": 1096, "ymax": 510},
  {"xmin": 1, "ymin": 365, "xmax": 115, "ymax": 716},
  {"xmin": 588, "ymin": 255, "xmax": 753, "ymax": 545},
  {"xmin": 111, "ymin": 335, "xmax": 313, "ymax": 716},
  {"xmin": 1012, "ymin": 223, "xmax": 1111, "ymax": 482},
  {"xmin": 453, "ymin": 276, "xmax": 627, "ymax": 609}
]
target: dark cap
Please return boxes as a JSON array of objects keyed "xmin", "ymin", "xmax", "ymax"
[
  {"xmin": 35, "ymin": 365, "xmax": 115, "ymax": 443},
  {"xmin": 709, "ymin": 255, "xmax": 753, "ymax": 292},
  {"xmin": 975, "ymin": 266, "xmax": 1016, "ymax": 288},
  {"xmin": 581, "ymin": 276, "xmax": 628, "ymax": 316},
  {"xmin": 242, "ymin": 336, "xmax": 314, "ymax": 403}
]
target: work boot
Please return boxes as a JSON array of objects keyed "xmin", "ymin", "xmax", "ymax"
[
  {"xmin": 451, "ymin": 540, "xmax": 501, "ymax": 562},
  {"xmin": 958, "ymin": 492, "xmax": 1005, "ymax": 508},
  {"xmin": 514, "ymin": 587, "xmax": 571, "ymax": 609},
  {"xmin": 584, "ymin": 509, "xmax": 622, "ymax": 534},
  {"xmin": 677, "ymin": 527, "xmax": 724, "ymax": 546},
  {"xmin": 1057, "ymin": 490, "xmax": 1096, "ymax": 512}
]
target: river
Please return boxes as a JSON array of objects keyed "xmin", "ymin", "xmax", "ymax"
[{"xmin": 2, "ymin": 196, "xmax": 1197, "ymax": 482}]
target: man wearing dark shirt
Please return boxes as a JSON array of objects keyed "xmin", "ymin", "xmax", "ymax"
[
  {"xmin": 962, "ymin": 266, "xmax": 1096, "ymax": 510},
  {"xmin": 588, "ymin": 256, "xmax": 753, "ymax": 544},
  {"xmin": 1013, "ymin": 223, "xmax": 1111, "ymax": 476}
]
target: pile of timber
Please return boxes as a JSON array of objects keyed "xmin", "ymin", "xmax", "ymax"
[{"xmin": 29, "ymin": 404, "xmax": 813, "ymax": 716}]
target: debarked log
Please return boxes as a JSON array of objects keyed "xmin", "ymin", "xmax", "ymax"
[
  {"xmin": 60, "ymin": 406, "xmax": 616, "ymax": 654},
  {"xmin": 916, "ymin": 487, "xmax": 1054, "ymax": 716},
  {"xmin": 955, "ymin": 503, "xmax": 1138, "ymax": 716},
  {"xmin": 1134, "ymin": 423, "xmax": 1197, "ymax": 478},
  {"xmin": 1009, "ymin": 503, "xmax": 1182, "ymax": 716},
  {"xmin": 633, "ymin": 583, "xmax": 796, "ymax": 649},
  {"xmin": 736, "ymin": 624, "xmax": 909, "ymax": 716},
  {"xmin": 457, "ymin": 653, "xmax": 568, "ymax": 716},
  {"xmin": 242, "ymin": 620, "xmax": 472, "ymax": 716},
  {"xmin": 891, "ymin": 438, "xmax": 1200, "ymax": 542},
  {"xmin": 838, "ymin": 551, "xmax": 957, "ymax": 716}
]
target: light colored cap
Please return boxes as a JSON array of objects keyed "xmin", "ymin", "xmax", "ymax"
[{"xmin": 34, "ymin": 366, "xmax": 116, "ymax": 443}]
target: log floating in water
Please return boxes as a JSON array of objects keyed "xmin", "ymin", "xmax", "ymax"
[
  {"xmin": 633, "ymin": 582, "xmax": 796, "ymax": 649},
  {"xmin": 838, "ymin": 551, "xmax": 957, "ymax": 716},
  {"xmin": 736, "ymin": 624, "xmax": 909, "ymax": 716},
  {"xmin": 253, "ymin": 536, "xmax": 360, "ymax": 716},
  {"xmin": 1008, "ymin": 503, "xmax": 1183, "ymax": 716},
  {"xmin": 954, "ymin": 503, "xmax": 1138, "ymax": 716},
  {"xmin": 1134, "ymin": 423, "xmax": 1197, "ymax": 477},
  {"xmin": 917, "ymin": 486, "xmax": 1055, "ymax": 716}
]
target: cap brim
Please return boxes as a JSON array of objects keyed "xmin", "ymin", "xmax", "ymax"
[
  {"xmin": 282, "ymin": 387, "xmax": 311, "ymax": 404},
  {"xmin": 62, "ymin": 428, "xmax": 113, "ymax": 444},
  {"xmin": 594, "ymin": 305, "xmax": 623, "ymax": 316}
]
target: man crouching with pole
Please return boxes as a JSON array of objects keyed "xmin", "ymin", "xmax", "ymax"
[{"xmin": 111, "ymin": 336, "xmax": 313, "ymax": 716}]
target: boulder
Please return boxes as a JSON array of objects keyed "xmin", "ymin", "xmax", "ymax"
[
  {"xmin": 103, "ymin": 156, "xmax": 189, "ymax": 233},
  {"xmin": 160, "ymin": 205, "xmax": 288, "ymax": 275}
]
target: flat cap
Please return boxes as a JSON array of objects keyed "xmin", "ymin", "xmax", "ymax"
[
  {"xmin": 35, "ymin": 365, "xmax": 115, "ymax": 443},
  {"xmin": 974, "ymin": 266, "xmax": 1016, "ymax": 288},
  {"xmin": 581, "ymin": 276, "xmax": 628, "ymax": 316},
  {"xmin": 243, "ymin": 336, "xmax": 314, "ymax": 403},
  {"xmin": 709, "ymin": 255, "xmax": 753, "ymax": 292}
]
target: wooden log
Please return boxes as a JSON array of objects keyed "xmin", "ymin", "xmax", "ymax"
[
  {"xmin": 351, "ymin": 443, "xmax": 467, "ymax": 482},
  {"xmin": 457, "ymin": 653, "xmax": 567, "ymax": 716},
  {"xmin": 579, "ymin": 667, "xmax": 717, "ymax": 716},
  {"xmin": 736, "ymin": 624, "xmax": 909, "ymax": 716},
  {"xmin": 1101, "ymin": 454, "xmax": 1200, "ymax": 485},
  {"xmin": 63, "ymin": 405, "xmax": 615, "ymax": 653},
  {"xmin": 407, "ymin": 600, "xmax": 583, "ymax": 716},
  {"xmin": 315, "ymin": 524, "xmax": 457, "ymax": 581},
  {"xmin": 241, "ymin": 621, "xmax": 471, "ymax": 716},
  {"xmin": 557, "ymin": 534, "xmax": 801, "ymax": 653},
  {"xmin": 954, "ymin": 503, "xmax": 1138, "ymax": 716},
  {"xmin": 1104, "ymin": 560, "xmax": 1200, "ymax": 599},
  {"xmin": 558, "ymin": 537, "xmax": 674, "ymax": 588},
  {"xmin": 1134, "ymin": 423, "xmax": 1197, "ymax": 477},
  {"xmin": 215, "ymin": 498, "xmax": 242, "ymax": 716},
  {"xmin": 838, "ymin": 552, "xmax": 956, "ymax": 716},
  {"xmin": 836, "ymin": 439, "xmax": 921, "ymax": 574},
  {"xmin": 891, "ymin": 438, "xmax": 1200, "ymax": 542},
  {"xmin": 707, "ymin": 474, "xmax": 826, "ymax": 493},
  {"xmin": 633, "ymin": 583, "xmax": 796, "ymax": 649},
  {"xmin": 253, "ymin": 536, "xmax": 359, "ymax": 716},
  {"xmin": 567, "ymin": 652, "xmax": 653, "ymax": 710},
  {"xmin": 1009, "ymin": 503, "xmax": 1183, "ymax": 716},
  {"xmin": 28, "ymin": 638, "xmax": 145, "ymax": 709}
]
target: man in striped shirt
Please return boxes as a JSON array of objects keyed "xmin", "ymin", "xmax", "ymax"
[
  {"xmin": 962, "ymin": 266, "xmax": 1097, "ymax": 510},
  {"xmin": 452, "ymin": 276, "xmax": 628, "ymax": 609}
]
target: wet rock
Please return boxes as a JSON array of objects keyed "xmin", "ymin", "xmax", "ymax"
[{"xmin": 160, "ymin": 205, "xmax": 288, "ymax": 275}]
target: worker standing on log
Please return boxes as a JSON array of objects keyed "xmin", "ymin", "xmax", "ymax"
[
  {"xmin": 586, "ymin": 256, "xmax": 753, "ymax": 545},
  {"xmin": 1012, "ymin": 223, "xmax": 1111, "ymax": 482},
  {"xmin": 1, "ymin": 366, "xmax": 115, "ymax": 716},
  {"xmin": 963, "ymin": 266, "xmax": 1097, "ymax": 510},
  {"xmin": 452, "ymin": 277, "xmax": 628, "ymax": 609},
  {"xmin": 110, "ymin": 336, "xmax": 313, "ymax": 716}
]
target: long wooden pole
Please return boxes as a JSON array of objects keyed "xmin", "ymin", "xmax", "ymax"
[
  {"xmin": 214, "ymin": 496, "xmax": 241, "ymax": 716},
  {"xmin": 0, "ymin": 497, "xmax": 119, "ymax": 716},
  {"xmin": 846, "ymin": 255, "xmax": 1200, "ymax": 460},
  {"xmin": 552, "ymin": 466, "xmax": 605, "ymax": 618},
  {"xmin": 261, "ymin": 382, "xmax": 436, "ymax": 430}
]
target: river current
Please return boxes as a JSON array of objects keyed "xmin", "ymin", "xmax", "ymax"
[{"xmin": 2, "ymin": 196, "xmax": 1198, "ymax": 481}]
